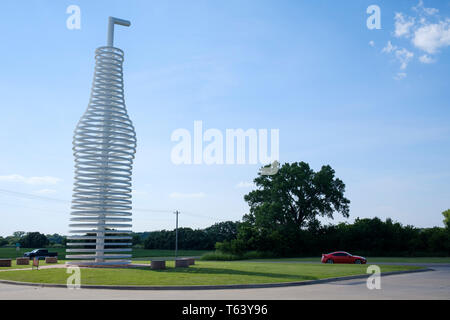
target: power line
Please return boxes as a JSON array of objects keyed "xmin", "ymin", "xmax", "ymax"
[
  {"xmin": 0, "ymin": 187, "xmax": 220, "ymax": 221},
  {"xmin": 0, "ymin": 188, "xmax": 67, "ymax": 203}
]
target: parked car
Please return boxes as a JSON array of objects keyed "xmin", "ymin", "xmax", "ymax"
[
  {"xmin": 321, "ymin": 251, "xmax": 367, "ymax": 264},
  {"xmin": 23, "ymin": 249, "xmax": 58, "ymax": 260}
]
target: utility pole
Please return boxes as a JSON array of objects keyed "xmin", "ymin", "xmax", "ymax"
[{"xmin": 174, "ymin": 210, "xmax": 180, "ymax": 259}]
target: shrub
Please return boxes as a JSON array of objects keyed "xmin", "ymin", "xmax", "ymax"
[
  {"xmin": 200, "ymin": 251, "xmax": 243, "ymax": 261},
  {"xmin": 200, "ymin": 250, "xmax": 277, "ymax": 261}
]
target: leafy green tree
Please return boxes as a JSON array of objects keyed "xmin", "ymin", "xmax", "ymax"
[
  {"xmin": 13, "ymin": 231, "xmax": 25, "ymax": 239},
  {"xmin": 19, "ymin": 232, "xmax": 49, "ymax": 248},
  {"xmin": 442, "ymin": 209, "xmax": 450, "ymax": 229},
  {"xmin": 205, "ymin": 221, "xmax": 240, "ymax": 244},
  {"xmin": 4, "ymin": 231, "xmax": 26, "ymax": 246},
  {"xmin": 235, "ymin": 162, "xmax": 350, "ymax": 255},
  {"xmin": 244, "ymin": 162, "xmax": 350, "ymax": 230},
  {"xmin": 419, "ymin": 227, "xmax": 450, "ymax": 255},
  {"xmin": 132, "ymin": 234, "xmax": 142, "ymax": 246},
  {"xmin": 0, "ymin": 237, "xmax": 7, "ymax": 247},
  {"xmin": 46, "ymin": 233, "xmax": 66, "ymax": 246}
]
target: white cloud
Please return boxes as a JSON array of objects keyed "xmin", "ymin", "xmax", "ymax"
[
  {"xmin": 382, "ymin": 43, "xmax": 414, "ymax": 70},
  {"xmin": 423, "ymin": 7, "xmax": 438, "ymax": 16},
  {"xmin": 235, "ymin": 181, "xmax": 255, "ymax": 189},
  {"xmin": 419, "ymin": 54, "xmax": 435, "ymax": 63},
  {"xmin": 412, "ymin": 0, "xmax": 439, "ymax": 16},
  {"xmin": 395, "ymin": 48, "xmax": 414, "ymax": 69},
  {"xmin": 0, "ymin": 174, "xmax": 61, "ymax": 185},
  {"xmin": 412, "ymin": 19, "xmax": 450, "ymax": 54},
  {"xmin": 380, "ymin": 1, "xmax": 448, "ymax": 76},
  {"xmin": 169, "ymin": 192, "xmax": 206, "ymax": 199},
  {"xmin": 394, "ymin": 13, "xmax": 415, "ymax": 38},
  {"xmin": 392, "ymin": 2, "xmax": 449, "ymax": 54},
  {"xmin": 382, "ymin": 41, "xmax": 397, "ymax": 53},
  {"xmin": 369, "ymin": 40, "xmax": 375, "ymax": 47},
  {"xmin": 394, "ymin": 72, "xmax": 407, "ymax": 80}
]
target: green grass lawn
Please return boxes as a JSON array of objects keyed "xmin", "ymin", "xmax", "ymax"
[
  {"xmin": 0, "ymin": 247, "xmax": 210, "ymax": 260},
  {"xmin": 0, "ymin": 261, "xmax": 422, "ymax": 286}
]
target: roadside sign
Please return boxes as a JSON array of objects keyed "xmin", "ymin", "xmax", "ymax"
[{"xmin": 32, "ymin": 257, "xmax": 39, "ymax": 270}]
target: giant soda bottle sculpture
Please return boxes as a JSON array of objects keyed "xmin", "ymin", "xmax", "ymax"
[{"xmin": 66, "ymin": 17, "xmax": 136, "ymax": 266}]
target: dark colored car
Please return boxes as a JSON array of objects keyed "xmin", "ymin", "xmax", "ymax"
[
  {"xmin": 23, "ymin": 249, "xmax": 58, "ymax": 260},
  {"xmin": 321, "ymin": 251, "xmax": 367, "ymax": 264}
]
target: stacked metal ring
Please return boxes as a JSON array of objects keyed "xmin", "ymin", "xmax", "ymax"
[{"xmin": 67, "ymin": 46, "xmax": 136, "ymax": 266}]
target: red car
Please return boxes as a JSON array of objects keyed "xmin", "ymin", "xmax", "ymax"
[{"xmin": 321, "ymin": 251, "xmax": 367, "ymax": 264}]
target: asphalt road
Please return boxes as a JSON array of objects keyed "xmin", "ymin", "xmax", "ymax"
[{"xmin": 0, "ymin": 265, "xmax": 448, "ymax": 300}]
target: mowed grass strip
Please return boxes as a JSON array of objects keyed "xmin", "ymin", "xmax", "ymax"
[{"xmin": 0, "ymin": 261, "xmax": 422, "ymax": 286}]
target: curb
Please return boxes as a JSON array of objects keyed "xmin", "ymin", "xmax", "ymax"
[{"xmin": 0, "ymin": 267, "xmax": 432, "ymax": 290}]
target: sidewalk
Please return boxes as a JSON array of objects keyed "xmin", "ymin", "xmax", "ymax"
[{"xmin": 0, "ymin": 264, "xmax": 67, "ymax": 272}]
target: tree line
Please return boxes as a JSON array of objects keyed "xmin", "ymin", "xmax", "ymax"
[
  {"xmin": 2, "ymin": 215, "xmax": 448, "ymax": 257},
  {"xmin": 134, "ymin": 221, "xmax": 240, "ymax": 250},
  {"xmin": 216, "ymin": 216, "xmax": 450, "ymax": 257},
  {"xmin": 0, "ymin": 232, "xmax": 66, "ymax": 248}
]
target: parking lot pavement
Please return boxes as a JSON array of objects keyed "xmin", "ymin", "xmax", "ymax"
[{"xmin": 0, "ymin": 265, "xmax": 448, "ymax": 300}]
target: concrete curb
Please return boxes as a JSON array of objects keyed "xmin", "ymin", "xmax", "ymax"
[{"xmin": 0, "ymin": 267, "xmax": 433, "ymax": 290}]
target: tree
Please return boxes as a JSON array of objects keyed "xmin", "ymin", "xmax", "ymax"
[
  {"xmin": 0, "ymin": 237, "xmax": 7, "ymax": 247},
  {"xmin": 132, "ymin": 234, "xmax": 142, "ymax": 246},
  {"xmin": 204, "ymin": 221, "xmax": 240, "ymax": 244},
  {"xmin": 244, "ymin": 162, "xmax": 350, "ymax": 230},
  {"xmin": 19, "ymin": 232, "xmax": 49, "ymax": 248},
  {"xmin": 46, "ymin": 233, "xmax": 66, "ymax": 246},
  {"xmin": 442, "ymin": 209, "xmax": 450, "ymax": 229},
  {"xmin": 225, "ymin": 162, "xmax": 350, "ymax": 256},
  {"xmin": 13, "ymin": 231, "xmax": 25, "ymax": 239},
  {"xmin": 4, "ymin": 231, "xmax": 26, "ymax": 246}
]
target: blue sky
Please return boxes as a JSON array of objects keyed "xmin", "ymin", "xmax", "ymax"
[{"xmin": 0, "ymin": 0, "xmax": 449, "ymax": 236}]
